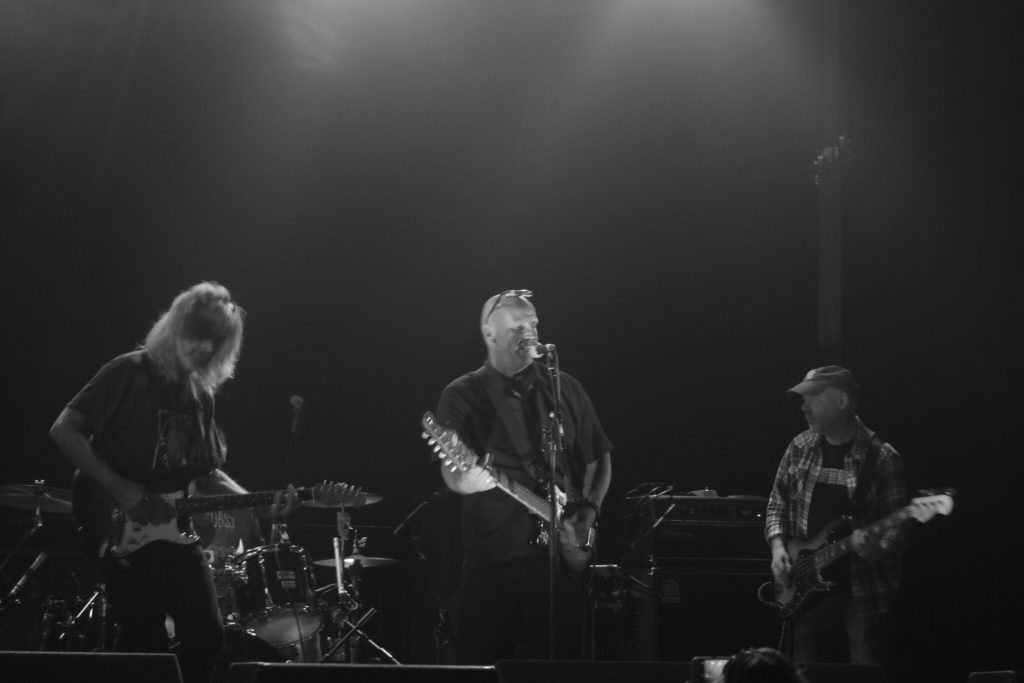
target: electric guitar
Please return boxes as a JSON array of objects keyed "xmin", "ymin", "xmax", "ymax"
[
  {"xmin": 757, "ymin": 492, "xmax": 955, "ymax": 618},
  {"xmin": 421, "ymin": 411, "xmax": 596, "ymax": 574},
  {"xmin": 74, "ymin": 477, "xmax": 366, "ymax": 558}
]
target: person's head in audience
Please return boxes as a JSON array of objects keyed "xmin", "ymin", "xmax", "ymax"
[{"xmin": 720, "ymin": 646, "xmax": 808, "ymax": 683}]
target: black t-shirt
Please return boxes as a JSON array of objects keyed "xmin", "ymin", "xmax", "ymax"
[
  {"xmin": 436, "ymin": 362, "xmax": 612, "ymax": 570},
  {"xmin": 808, "ymin": 438, "xmax": 854, "ymax": 590},
  {"xmin": 67, "ymin": 350, "xmax": 227, "ymax": 492}
]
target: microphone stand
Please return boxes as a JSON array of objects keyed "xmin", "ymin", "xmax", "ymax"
[
  {"xmin": 394, "ymin": 496, "xmax": 454, "ymax": 663},
  {"xmin": 285, "ymin": 402, "xmax": 301, "ymax": 487},
  {"xmin": 320, "ymin": 507, "xmax": 361, "ymax": 663},
  {"xmin": 624, "ymin": 503, "xmax": 677, "ymax": 554},
  {"xmin": 334, "ymin": 508, "xmax": 353, "ymax": 608},
  {"xmin": 541, "ymin": 345, "xmax": 564, "ymax": 660}
]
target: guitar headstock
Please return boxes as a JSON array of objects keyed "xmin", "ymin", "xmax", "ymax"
[
  {"xmin": 907, "ymin": 493, "xmax": 955, "ymax": 523},
  {"xmin": 421, "ymin": 411, "xmax": 478, "ymax": 472},
  {"xmin": 310, "ymin": 481, "xmax": 367, "ymax": 508}
]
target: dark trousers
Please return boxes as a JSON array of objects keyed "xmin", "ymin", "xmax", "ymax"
[
  {"xmin": 103, "ymin": 542, "xmax": 224, "ymax": 683},
  {"xmin": 792, "ymin": 592, "xmax": 892, "ymax": 666},
  {"xmin": 454, "ymin": 553, "xmax": 587, "ymax": 665}
]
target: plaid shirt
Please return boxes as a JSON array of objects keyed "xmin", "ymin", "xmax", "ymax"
[{"xmin": 765, "ymin": 416, "xmax": 908, "ymax": 615}]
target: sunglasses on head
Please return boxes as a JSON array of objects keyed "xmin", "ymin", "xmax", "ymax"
[{"xmin": 484, "ymin": 289, "xmax": 533, "ymax": 322}]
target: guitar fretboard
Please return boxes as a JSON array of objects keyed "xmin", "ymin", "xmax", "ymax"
[
  {"xmin": 423, "ymin": 412, "xmax": 558, "ymax": 524},
  {"xmin": 490, "ymin": 471, "xmax": 553, "ymax": 523},
  {"xmin": 177, "ymin": 488, "xmax": 315, "ymax": 514},
  {"xmin": 813, "ymin": 507, "xmax": 911, "ymax": 569}
]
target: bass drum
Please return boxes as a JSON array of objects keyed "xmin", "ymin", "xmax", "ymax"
[
  {"xmin": 215, "ymin": 629, "xmax": 283, "ymax": 683},
  {"xmin": 228, "ymin": 543, "xmax": 323, "ymax": 661}
]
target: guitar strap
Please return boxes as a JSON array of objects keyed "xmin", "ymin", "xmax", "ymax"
[
  {"xmin": 475, "ymin": 365, "xmax": 548, "ymax": 487},
  {"xmin": 849, "ymin": 434, "xmax": 884, "ymax": 518}
]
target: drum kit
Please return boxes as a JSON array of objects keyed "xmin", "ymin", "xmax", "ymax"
[
  {"xmin": 214, "ymin": 489, "xmax": 400, "ymax": 666},
  {"xmin": 0, "ymin": 481, "xmax": 402, "ymax": 666}
]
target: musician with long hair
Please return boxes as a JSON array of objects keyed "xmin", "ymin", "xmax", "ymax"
[{"xmin": 50, "ymin": 282, "xmax": 292, "ymax": 683}]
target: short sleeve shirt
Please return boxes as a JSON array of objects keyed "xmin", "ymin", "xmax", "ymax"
[{"xmin": 67, "ymin": 350, "xmax": 227, "ymax": 492}]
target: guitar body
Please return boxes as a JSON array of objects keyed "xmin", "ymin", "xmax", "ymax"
[
  {"xmin": 768, "ymin": 519, "xmax": 847, "ymax": 618},
  {"xmin": 109, "ymin": 490, "xmax": 199, "ymax": 558},
  {"xmin": 553, "ymin": 513, "xmax": 596, "ymax": 575},
  {"xmin": 526, "ymin": 488, "xmax": 596, "ymax": 575},
  {"xmin": 73, "ymin": 475, "xmax": 196, "ymax": 559}
]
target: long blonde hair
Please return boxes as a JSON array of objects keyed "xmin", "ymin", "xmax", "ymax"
[{"xmin": 144, "ymin": 281, "xmax": 245, "ymax": 394}]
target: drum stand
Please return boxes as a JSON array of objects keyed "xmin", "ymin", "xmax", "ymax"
[
  {"xmin": 1, "ymin": 484, "xmax": 113, "ymax": 653},
  {"xmin": 28, "ymin": 582, "xmax": 113, "ymax": 652},
  {"xmin": 56, "ymin": 583, "xmax": 114, "ymax": 652},
  {"xmin": 318, "ymin": 508, "xmax": 400, "ymax": 665},
  {"xmin": 0, "ymin": 488, "xmax": 49, "ymax": 611}
]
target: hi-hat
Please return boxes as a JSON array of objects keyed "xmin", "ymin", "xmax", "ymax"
[
  {"xmin": 302, "ymin": 490, "xmax": 382, "ymax": 508},
  {"xmin": 0, "ymin": 484, "xmax": 73, "ymax": 515},
  {"xmin": 313, "ymin": 554, "xmax": 399, "ymax": 569}
]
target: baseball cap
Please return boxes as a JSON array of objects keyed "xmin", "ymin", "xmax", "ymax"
[{"xmin": 787, "ymin": 365, "xmax": 860, "ymax": 398}]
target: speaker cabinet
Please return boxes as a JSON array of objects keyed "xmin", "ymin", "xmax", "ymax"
[
  {"xmin": 226, "ymin": 662, "xmax": 497, "ymax": 683},
  {"xmin": 629, "ymin": 567, "xmax": 778, "ymax": 661},
  {"xmin": 0, "ymin": 651, "xmax": 182, "ymax": 683},
  {"xmin": 496, "ymin": 659, "xmax": 690, "ymax": 683}
]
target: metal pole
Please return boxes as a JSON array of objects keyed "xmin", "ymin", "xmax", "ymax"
[{"xmin": 819, "ymin": 0, "xmax": 843, "ymax": 362}]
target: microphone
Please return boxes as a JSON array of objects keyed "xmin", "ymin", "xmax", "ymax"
[
  {"xmin": 290, "ymin": 395, "xmax": 304, "ymax": 435},
  {"xmin": 527, "ymin": 342, "xmax": 556, "ymax": 359}
]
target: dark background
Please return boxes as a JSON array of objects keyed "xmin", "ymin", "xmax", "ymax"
[{"xmin": 1, "ymin": 1, "xmax": 1020, "ymax": 680}]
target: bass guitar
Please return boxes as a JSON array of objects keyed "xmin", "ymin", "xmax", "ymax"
[
  {"xmin": 75, "ymin": 477, "xmax": 366, "ymax": 559},
  {"xmin": 757, "ymin": 492, "xmax": 955, "ymax": 618},
  {"xmin": 421, "ymin": 411, "xmax": 595, "ymax": 574}
]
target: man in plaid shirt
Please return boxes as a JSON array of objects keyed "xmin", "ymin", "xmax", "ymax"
[{"xmin": 765, "ymin": 366, "xmax": 907, "ymax": 667}]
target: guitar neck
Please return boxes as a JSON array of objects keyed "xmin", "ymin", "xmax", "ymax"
[
  {"xmin": 421, "ymin": 411, "xmax": 557, "ymax": 523},
  {"xmin": 177, "ymin": 488, "xmax": 314, "ymax": 515},
  {"xmin": 814, "ymin": 506, "xmax": 913, "ymax": 569},
  {"xmin": 489, "ymin": 470, "xmax": 553, "ymax": 523}
]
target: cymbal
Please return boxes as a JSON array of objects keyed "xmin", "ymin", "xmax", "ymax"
[
  {"xmin": 0, "ymin": 483, "xmax": 71, "ymax": 497},
  {"xmin": 302, "ymin": 490, "xmax": 382, "ymax": 508},
  {"xmin": 313, "ymin": 554, "xmax": 399, "ymax": 569},
  {"xmin": 0, "ymin": 484, "xmax": 73, "ymax": 515}
]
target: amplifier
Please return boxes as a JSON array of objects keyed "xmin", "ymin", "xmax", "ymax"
[
  {"xmin": 626, "ymin": 494, "xmax": 768, "ymax": 525},
  {"xmin": 623, "ymin": 495, "xmax": 768, "ymax": 564},
  {"xmin": 627, "ymin": 568, "xmax": 777, "ymax": 661}
]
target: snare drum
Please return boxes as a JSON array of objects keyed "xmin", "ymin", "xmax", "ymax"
[{"xmin": 228, "ymin": 544, "xmax": 322, "ymax": 658}]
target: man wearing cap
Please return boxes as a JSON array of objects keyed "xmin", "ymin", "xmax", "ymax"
[
  {"xmin": 434, "ymin": 289, "xmax": 612, "ymax": 663},
  {"xmin": 765, "ymin": 365, "xmax": 907, "ymax": 666}
]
